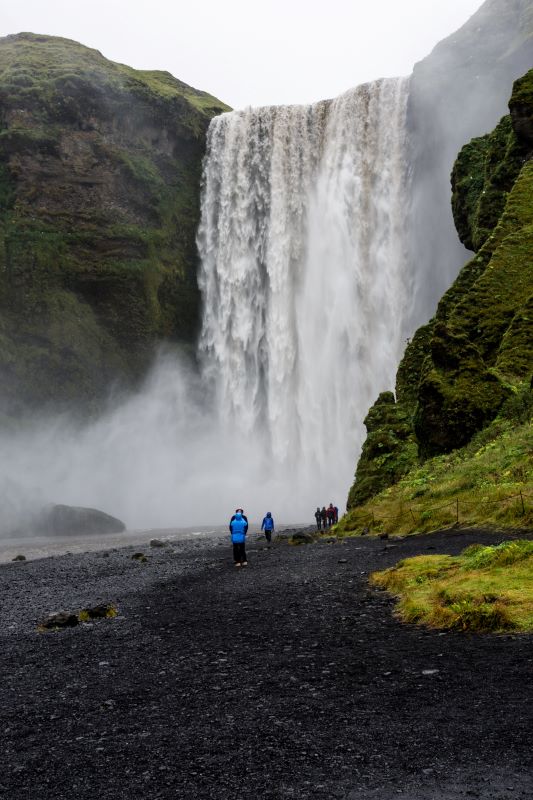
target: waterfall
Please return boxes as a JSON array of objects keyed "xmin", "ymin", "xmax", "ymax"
[
  {"xmin": 197, "ymin": 78, "xmax": 411, "ymax": 512},
  {"xmin": 0, "ymin": 78, "xmax": 412, "ymax": 536}
]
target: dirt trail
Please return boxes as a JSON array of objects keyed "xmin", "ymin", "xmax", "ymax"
[{"xmin": 1, "ymin": 529, "xmax": 531, "ymax": 799}]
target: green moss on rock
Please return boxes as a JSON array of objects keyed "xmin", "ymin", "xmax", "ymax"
[
  {"xmin": 348, "ymin": 69, "xmax": 533, "ymax": 507},
  {"xmin": 347, "ymin": 392, "xmax": 418, "ymax": 509},
  {"xmin": 0, "ymin": 33, "xmax": 229, "ymax": 411}
]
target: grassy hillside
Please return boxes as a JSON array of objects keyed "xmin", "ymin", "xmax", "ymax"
[
  {"xmin": 340, "ymin": 409, "xmax": 532, "ymax": 536},
  {"xmin": 0, "ymin": 33, "xmax": 229, "ymax": 413}
]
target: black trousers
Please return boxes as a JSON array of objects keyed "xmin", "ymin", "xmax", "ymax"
[
  {"xmin": 233, "ymin": 542, "xmax": 247, "ymax": 563},
  {"xmin": 264, "ymin": 529, "xmax": 272, "ymax": 543}
]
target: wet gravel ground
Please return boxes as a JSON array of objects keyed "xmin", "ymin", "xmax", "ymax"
[{"xmin": 1, "ymin": 528, "xmax": 532, "ymax": 799}]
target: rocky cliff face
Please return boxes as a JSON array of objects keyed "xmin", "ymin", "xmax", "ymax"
[
  {"xmin": 0, "ymin": 33, "xmax": 228, "ymax": 414},
  {"xmin": 407, "ymin": 0, "xmax": 533, "ymax": 330},
  {"xmin": 348, "ymin": 70, "xmax": 533, "ymax": 509}
]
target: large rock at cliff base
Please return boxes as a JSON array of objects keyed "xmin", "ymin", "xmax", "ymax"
[
  {"xmin": 0, "ymin": 33, "xmax": 229, "ymax": 414},
  {"xmin": 36, "ymin": 504, "xmax": 126, "ymax": 535}
]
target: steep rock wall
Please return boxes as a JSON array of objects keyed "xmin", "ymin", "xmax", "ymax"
[
  {"xmin": 407, "ymin": 0, "xmax": 533, "ymax": 330},
  {"xmin": 0, "ymin": 33, "xmax": 228, "ymax": 413},
  {"xmin": 348, "ymin": 70, "xmax": 533, "ymax": 507}
]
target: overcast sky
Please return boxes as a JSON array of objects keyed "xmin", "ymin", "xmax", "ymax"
[{"xmin": 2, "ymin": 0, "xmax": 484, "ymax": 108}]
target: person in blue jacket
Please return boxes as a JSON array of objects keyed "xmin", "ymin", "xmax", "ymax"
[
  {"xmin": 229, "ymin": 509, "xmax": 248, "ymax": 567},
  {"xmin": 261, "ymin": 511, "xmax": 275, "ymax": 543}
]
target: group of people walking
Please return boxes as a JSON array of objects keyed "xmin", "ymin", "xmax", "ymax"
[
  {"xmin": 229, "ymin": 502, "xmax": 340, "ymax": 567},
  {"xmin": 229, "ymin": 508, "xmax": 275, "ymax": 567},
  {"xmin": 314, "ymin": 503, "xmax": 338, "ymax": 530}
]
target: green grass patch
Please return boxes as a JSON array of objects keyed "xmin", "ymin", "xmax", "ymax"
[
  {"xmin": 339, "ymin": 416, "xmax": 533, "ymax": 537},
  {"xmin": 370, "ymin": 540, "xmax": 533, "ymax": 632}
]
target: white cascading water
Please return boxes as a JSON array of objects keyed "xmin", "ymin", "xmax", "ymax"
[
  {"xmin": 197, "ymin": 78, "xmax": 411, "ymax": 512},
  {"xmin": 0, "ymin": 77, "xmax": 413, "ymax": 534}
]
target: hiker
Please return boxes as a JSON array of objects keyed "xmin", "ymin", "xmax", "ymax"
[
  {"xmin": 314, "ymin": 507, "xmax": 322, "ymax": 530},
  {"xmin": 327, "ymin": 503, "xmax": 335, "ymax": 527},
  {"xmin": 321, "ymin": 506, "xmax": 327, "ymax": 528},
  {"xmin": 334, "ymin": 505, "xmax": 339, "ymax": 524},
  {"xmin": 229, "ymin": 509, "xmax": 248, "ymax": 567},
  {"xmin": 261, "ymin": 511, "xmax": 275, "ymax": 543}
]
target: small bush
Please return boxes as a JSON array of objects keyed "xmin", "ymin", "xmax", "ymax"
[{"xmin": 461, "ymin": 539, "xmax": 533, "ymax": 568}]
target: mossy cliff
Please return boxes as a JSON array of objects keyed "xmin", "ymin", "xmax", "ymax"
[
  {"xmin": 407, "ymin": 0, "xmax": 533, "ymax": 329},
  {"xmin": 347, "ymin": 70, "xmax": 533, "ymax": 510},
  {"xmin": 0, "ymin": 33, "xmax": 229, "ymax": 413}
]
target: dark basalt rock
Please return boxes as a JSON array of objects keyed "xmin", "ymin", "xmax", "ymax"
[
  {"xmin": 290, "ymin": 531, "xmax": 316, "ymax": 545},
  {"xmin": 36, "ymin": 504, "xmax": 126, "ymax": 536},
  {"xmin": 39, "ymin": 611, "xmax": 79, "ymax": 630}
]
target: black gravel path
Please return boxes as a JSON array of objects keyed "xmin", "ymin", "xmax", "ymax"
[{"xmin": 1, "ymin": 529, "xmax": 532, "ymax": 799}]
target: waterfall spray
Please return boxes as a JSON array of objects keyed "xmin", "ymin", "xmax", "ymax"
[
  {"xmin": 0, "ymin": 78, "xmax": 412, "ymax": 531},
  {"xmin": 197, "ymin": 78, "xmax": 411, "ymax": 510}
]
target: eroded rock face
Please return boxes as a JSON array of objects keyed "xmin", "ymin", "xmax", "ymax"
[{"xmin": 0, "ymin": 33, "xmax": 229, "ymax": 414}]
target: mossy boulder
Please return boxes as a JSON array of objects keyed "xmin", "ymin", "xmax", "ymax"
[
  {"xmin": 451, "ymin": 115, "xmax": 527, "ymax": 252},
  {"xmin": 0, "ymin": 33, "xmax": 229, "ymax": 413},
  {"xmin": 347, "ymin": 392, "xmax": 417, "ymax": 509}
]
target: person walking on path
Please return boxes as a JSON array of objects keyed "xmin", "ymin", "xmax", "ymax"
[
  {"xmin": 321, "ymin": 506, "xmax": 327, "ymax": 529},
  {"xmin": 327, "ymin": 503, "xmax": 335, "ymax": 527},
  {"xmin": 315, "ymin": 507, "xmax": 322, "ymax": 531},
  {"xmin": 261, "ymin": 511, "xmax": 275, "ymax": 543},
  {"xmin": 229, "ymin": 509, "xmax": 248, "ymax": 567},
  {"xmin": 334, "ymin": 506, "xmax": 339, "ymax": 524}
]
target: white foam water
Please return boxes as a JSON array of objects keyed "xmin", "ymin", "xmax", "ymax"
[
  {"xmin": 0, "ymin": 78, "xmax": 412, "ymax": 530},
  {"xmin": 197, "ymin": 78, "xmax": 411, "ymax": 513}
]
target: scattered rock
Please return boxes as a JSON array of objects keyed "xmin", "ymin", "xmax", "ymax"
[
  {"xmin": 39, "ymin": 611, "xmax": 79, "ymax": 630},
  {"xmin": 379, "ymin": 533, "xmax": 389, "ymax": 540},
  {"xmin": 11, "ymin": 554, "xmax": 26, "ymax": 562},
  {"xmin": 150, "ymin": 539, "xmax": 169, "ymax": 548},
  {"xmin": 79, "ymin": 604, "xmax": 118, "ymax": 621},
  {"xmin": 132, "ymin": 552, "xmax": 148, "ymax": 562},
  {"xmin": 290, "ymin": 532, "xmax": 315, "ymax": 545},
  {"xmin": 39, "ymin": 603, "xmax": 118, "ymax": 630}
]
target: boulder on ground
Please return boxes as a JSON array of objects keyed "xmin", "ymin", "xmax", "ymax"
[
  {"xmin": 150, "ymin": 539, "xmax": 169, "ymax": 548},
  {"xmin": 36, "ymin": 504, "xmax": 126, "ymax": 536},
  {"xmin": 39, "ymin": 611, "xmax": 79, "ymax": 630},
  {"xmin": 290, "ymin": 531, "xmax": 315, "ymax": 545}
]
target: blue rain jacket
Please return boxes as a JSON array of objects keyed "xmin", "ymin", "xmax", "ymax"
[
  {"xmin": 261, "ymin": 515, "xmax": 274, "ymax": 531},
  {"xmin": 230, "ymin": 513, "xmax": 248, "ymax": 544}
]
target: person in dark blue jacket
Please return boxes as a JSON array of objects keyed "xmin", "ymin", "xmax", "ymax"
[
  {"xmin": 229, "ymin": 509, "xmax": 248, "ymax": 567},
  {"xmin": 261, "ymin": 511, "xmax": 275, "ymax": 543}
]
